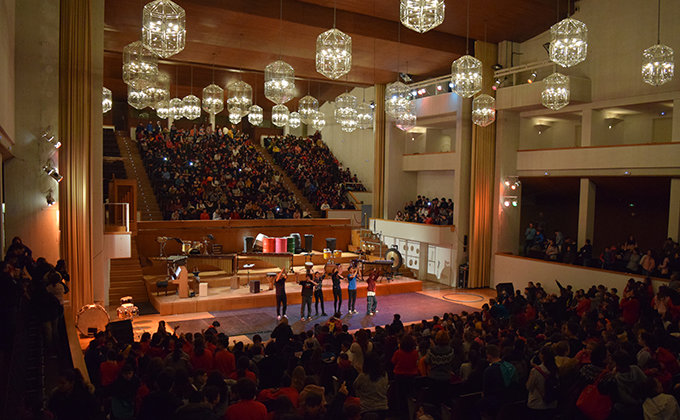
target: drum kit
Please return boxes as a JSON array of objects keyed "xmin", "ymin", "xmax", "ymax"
[{"xmin": 116, "ymin": 296, "xmax": 140, "ymax": 320}]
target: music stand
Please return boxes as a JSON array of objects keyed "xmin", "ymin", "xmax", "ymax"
[{"xmin": 243, "ymin": 263, "xmax": 255, "ymax": 282}]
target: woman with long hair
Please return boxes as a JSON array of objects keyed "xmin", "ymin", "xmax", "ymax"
[
  {"xmin": 391, "ymin": 334, "xmax": 419, "ymax": 419},
  {"xmin": 189, "ymin": 337, "xmax": 214, "ymax": 372},
  {"xmin": 354, "ymin": 351, "xmax": 389, "ymax": 418}
]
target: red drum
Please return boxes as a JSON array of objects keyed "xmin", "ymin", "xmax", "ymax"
[
  {"xmin": 275, "ymin": 237, "xmax": 287, "ymax": 253},
  {"xmin": 262, "ymin": 237, "xmax": 276, "ymax": 253}
]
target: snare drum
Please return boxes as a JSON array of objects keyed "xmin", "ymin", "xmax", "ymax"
[
  {"xmin": 76, "ymin": 304, "xmax": 110, "ymax": 336},
  {"xmin": 323, "ymin": 248, "xmax": 331, "ymax": 259},
  {"xmin": 181, "ymin": 241, "xmax": 192, "ymax": 254}
]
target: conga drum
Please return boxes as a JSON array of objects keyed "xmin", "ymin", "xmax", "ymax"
[
  {"xmin": 76, "ymin": 304, "xmax": 110, "ymax": 336},
  {"xmin": 287, "ymin": 236, "xmax": 296, "ymax": 254},
  {"xmin": 263, "ymin": 237, "xmax": 275, "ymax": 253}
]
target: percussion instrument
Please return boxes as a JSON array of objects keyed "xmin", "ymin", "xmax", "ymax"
[
  {"xmin": 287, "ymin": 236, "xmax": 296, "ymax": 254},
  {"xmin": 262, "ymin": 237, "xmax": 275, "ymax": 253},
  {"xmin": 333, "ymin": 249, "xmax": 342, "ymax": 259},
  {"xmin": 324, "ymin": 263, "xmax": 339, "ymax": 274},
  {"xmin": 323, "ymin": 248, "xmax": 331, "ymax": 259},
  {"xmin": 76, "ymin": 304, "xmax": 110, "ymax": 336},
  {"xmin": 275, "ymin": 237, "xmax": 287, "ymax": 253},
  {"xmin": 120, "ymin": 296, "xmax": 134, "ymax": 305},
  {"xmin": 384, "ymin": 247, "xmax": 404, "ymax": 272},
  {"xmin": 117, "ymin": 303, "xmax": 139, "ymax": 320},
  {"xmin": 266, "ymin": 272, "xmax": 277, "ymax": 290},
  {"xmin": 181, "ymin": 241, "xmax": 192, "ymax": 254},
  {"xmin": 304, "ymin": 262, "xmax": 314, "ymax": 271},
  {"xmin": 255, "ymin": 233, "xmax": 267, "ymax": 249}
]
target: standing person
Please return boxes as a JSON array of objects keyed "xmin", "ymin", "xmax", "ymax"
[
  {"xmin": 274, "ymin": 269, "xmax": 288, "ymax": 320},
  {"xmin": 299, "ymin": 271, "xmax": 315, "ymax": 321},
  {"xmin": 313, "ymin": 271, "xmax": 327, "ymax": 317},
  {"xmin": 329, "ymin": 264, "xmax": 344, "ymax": 315},
  {"xmin": 525, "ymin": 223, "xmax": 536, "ymax": 256},
  {"xmin": 526, "ymin": 346, "xmax": 558, "ymax": 420},
  {"xmin": 366, "ymin": 269, "xmax": 379, "ymax": 315},
  {"xmin": 347, "ymin": 266, "xmax": 358, "ymax": 314}
]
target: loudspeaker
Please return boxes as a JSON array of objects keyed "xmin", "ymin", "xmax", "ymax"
[
  {"xmin": 249, "ymin": 280, "xmax": 260, "ymax": 294},
  {"xmin": 107, "ymin": 319, "xmax": 134, "ymax": 344},
  {"xmin": 495, "ymin": 283, "xmax": 515, "ymax": 300},
  {"xmin": 304, "ymin": 234, "xmax": 314, "ymax": 253},
  {"xmin": 325, "ymin": 238, "xmax": 337, "ymax": 251}
]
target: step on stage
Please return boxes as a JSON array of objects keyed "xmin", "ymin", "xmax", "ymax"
[{"xmin": 145, "ymin": 250, "xmax": 422, "ymax": 316}]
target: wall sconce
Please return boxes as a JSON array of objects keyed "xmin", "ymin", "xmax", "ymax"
[
  {"xmin": 43, "ymin": 159, "xmax": 63, "ymax": 182},
  {"xmin": 504, "ymin": 176, "xmax": 521, "ymax": 191},
  {"xmin": 534, "ymin": 123, "xmax": 551, "ymax": 134},
  {"xmin": 604, "ymin": 117, "xmax": 623, "ymax": 129},
  {"xmin": 502, "ymin": 196, "xmax": 518, "ymax": 208},
  {"xmin": 42, "ymin": 126, "xmax": 61, "ymax": 149},
  {"xmin": 46, "ymin": 189, "xmax": 56, "ymax": 206}
]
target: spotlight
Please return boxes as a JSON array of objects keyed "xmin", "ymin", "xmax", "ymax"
[
  {"xmin": 527, "ymin": 70, "xmax": 537, "ymax": 84},
  {"xmin": 164, "ymin": 157, "xmax": 168, "ymax": 161},
  {"xmin": 661, "ymin": 111, "xmax": 666, "ymax": 116},
  {"xmin": 437, "ymin": 85, "xmax": 442, "ymax": 91},
  {"xmin": 411, "ymin": 90, "xmax": 418, "ymax": 97},
  {"xmin": 504, "ymin": 176, "xmax": 521, "ymax": 191},
  {"xmin": 46, "ymin": 190, "xmax": 55, "ymax": 206},
  {"xmin": 399, "ymin": 72, "xmax": 412, "ymax": 83},
  {"xmin": 492, "ymin": 76, "xmax": 506, "ymax": 91},
  {"xmin": 42, "ymin": 126, "xmax": 61, "ymax": 149},
  {"xmin": 369, "ymin": 101, "xmax": 375, "ymax": 109},
  {"xmin": 502, "ymin": 196, "xmax": 518, "ymax": 208},
  {"xmin": 491, "ymin": 64, "xmax": 503, "ymax": 70},
  {"xmin": 448, "ymin": 82, "xmax": 454, "ymax": 89},
  {"xmin": 43, "ymin": 159, "xmax": 63, "ymax": 182}
]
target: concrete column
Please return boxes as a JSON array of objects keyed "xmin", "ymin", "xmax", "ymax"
[
  {"xmin": 669, "ymin": 178, "xmax": 680, "ymax": 240},
  {"xmin": 581, "ymin": 109, "xmax": 593, "ymax": 147},
  {"xmin": 578, "ymin": 178, "xmax": 596, "ymax": 248},
  {"xmin": 209, "ymin": 113, "xmax": 216, "ymax": 131},
  {"xmin": 673, "ymin": 99, "xmax": 680, "ymax": 143}
]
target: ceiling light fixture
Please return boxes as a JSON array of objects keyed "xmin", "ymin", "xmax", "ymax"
[
  {"xmin": 271, "ymin": 104, "xmax": 290, "ymax": 127},
  {"xmin": 549, "ymin": 2, "xmax": 588, "ymax": 67},
  {"xmin": 642, "ymin": 0, "xmax": 674, "ymax": 86},
  {"xmin": 541, "ymin": 72, "xmax": 570, "ymax": 110},
  {"xmin": 316, "ymin": 0, "xmax": 352, "ymax": 80},
  {"xmin": 472, "ymin": 22, "xmax": 496, "ymax": 127},
  {"xmin": 400, "ymin": 0, "xmax": 445, "ymax": 33},
  {"xmin": 451, "ymin": 0, "xmax": 482, "ymax": 98},
  {"xmin": 142, "ymin": 0, "xmax": 186, "ymax": 59},
  {"xmin": 102, "ymin": 87, "xmax": 112, "ymax": 113}
]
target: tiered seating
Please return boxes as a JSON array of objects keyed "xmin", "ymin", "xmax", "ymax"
[
  {"xmin": 265, "ymin": 134, "xmax": 366, "ymax": 210},
  {"xmin": 102, "ymin": 129, "xmax": 126, "ymax": 200}
]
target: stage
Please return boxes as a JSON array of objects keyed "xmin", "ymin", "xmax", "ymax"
[{"xmin": 144, "ymin": 250, "xmax": 422, "ymax": 316}]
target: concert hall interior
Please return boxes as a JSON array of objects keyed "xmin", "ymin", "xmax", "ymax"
[{"xmin": 2, "ymin": 0, "xmax": 680, "ymax": 419}]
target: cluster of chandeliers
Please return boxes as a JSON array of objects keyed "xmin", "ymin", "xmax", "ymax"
[{"xmin": 385, "ymin": 81, "xmax": 416, "ymax": 132}]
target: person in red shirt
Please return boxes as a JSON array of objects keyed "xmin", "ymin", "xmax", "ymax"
[
  {"xmin": 190, "ymin": 337, "xmax": 214, "ymax": 372},
  {"xmin": 225, "ymin": 378, "xmax": 268, "ymax": 420},
  {"xmin": 100, "ymin": 349, "xmax": 122, "ymax": 388},
  {"xmin": 215, "ymin": 336, "xmax": 236, "ymax": 377},
  {"xmin": 620, "ymin": 289, "xmax": 640, "ymax": 326},
  {"xmin": 229, "ymin": 356, "xmax": 257, "ymax": 383}
]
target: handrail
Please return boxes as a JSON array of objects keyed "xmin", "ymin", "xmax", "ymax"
[
  {"xmin": 347, "ymin": 191, "xmax": 362, "ymax": 210},
  {"xmin": 519, "ymin": 141, "xmax": 680, "ymax": 153}
]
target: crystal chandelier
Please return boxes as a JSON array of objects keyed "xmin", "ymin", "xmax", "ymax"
[
  {"xmin": 334, "ymin": 92, "xmax": 358, "ymax": 123},
  {"xmin": 643, "ymin": 45, "xmax": 674, "ymax": 86},
  {"xmin": 169, "ymin": 98, "xmax": 183, "ymax": 120},
  {"xmin": 227, "ymin": 80, "xmax": 253, "ymax": 117},
  {"xmin": 102, "ymin": 87, "xmax": 112, "ymax": 113},
  {"xmin": 229, "ymin": 113, "xmax": 242, "ymax": 125},
  {"xmin": 385, "ymin": 81, "xmax": 411, "ymax": 119},
  {"xmin": 182, "ymin": 95, "xmax": 201, "ymax": 120},
  {"xmin": 288, "ymin": 112, "xmax": 301, "ymax": 128},
  {"xmin": 472, "ymin": 94, "xmax": 496, "ymax": 127},
  {"xmin": 396, "ymin": 112, "xmax": 417, "ymax": 132},
  {"xmin": 400, "ymin": 0, "xmax": 445, "ymax": 33},
  {"xmin": 311, "ymin": 111, "xmax": 326, "ymax": 131},
  {"xmin": 356, "ymin": 101, "xmax": 373, "ymax": 130},
  {"xmin": 542, "ymin": 72, "xmax": 570, "ymax": 110},
  {"xmin": 144, "ymin": 73, "xmax": 170, "ymax": 109},
  {"xmin": 202, "ymin": 84, "xmax": 224, "ymax": 115},
  {"xmin": 549, "ymin": 18, "xmax": 588, "ymax": 68},
  {"xmin": 122, "ymin": 41, "xmax": 158, "ymax": 90},
  {"xmin": 298, "ymin": 95, "xmax": 319, "ymax": 125},
  {"xmin": 341, "ymin": 118, "xmax": 358, "ymax": 133},
  {"xmin": 156, "ymin": 99, "xmax": 169, "ymax": 119},
  {"xmin": 248, "ymin": 105, "xmax": 264, "ymax": 126},
  {"xmin": 142, "ymin": 0, "xmax": 186, "ymax": 58},
  {"xmin": 128, "ymin": 84, "xmax": 150, "ymax": 110},
  {"xmin": 451, "ymin": 55, "xmax": 482, "ymax": 98},
  {"xmin": 265, "ymin": 60, "xmax": 295, "ymax": 104},
  {"xmin": 316, "ymin": 28, "xmax": 352, "ymax": 80},
  {"xmin": 642, "ymin": 0, "xmax": 674, "ymax": 86},
  {"xmin": 272, "ymin": 104, "xmax": 290, "ymax": 127}
]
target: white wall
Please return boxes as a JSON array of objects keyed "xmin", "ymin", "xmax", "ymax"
[
  {"xmin": 4, "ymin": 0, "xmax": 60, "ymax": 262},
  {"xmin": 417, "ymin": 171, "xmax": 455, "ymax": 201},
  {"xmin": 517, "ymin": 0, "xmax": 680, "ymax": 102},
  {"xmin": 319, "ymin": 86, "xmax": 375, "ymax": 192},
  {"xmin": 493, "ymin": 253, "xmax": 668, "ymax": 295}
]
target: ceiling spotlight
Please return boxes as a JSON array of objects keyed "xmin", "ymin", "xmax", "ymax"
[
  {"xmin": 399, "ymin": 72, "xmax": 412, "ymax": 83},
  {"xmin": 527, "ymin": 70, "xmax": 538, "ymax": 84},
  {"xmin": 42, "ymin": 126, "xmax": 61, "ymax": 149},
  {"xmin": 504, "ymin": 176, "xmax": 521, "ymax": 191},
  {"xmin": 491, "ymin": 64, "xmax": 503, "ymax": 70},
  {"xmin": 369, "ymin": 101, "xmax": 376, "ymax": 109},
  {"xmin": 492, "ymin": 76, "xmax": 506, "ymax": 91},
  {"xmin": 43, "ymin": 159, "xmax": 63, "ymax": 182},
  {"xmin": 46, "ymin": 190, "xmax": 55, "ymax": 206},
  {"xmin": 502, "ymin": 196, "xmax": 518, "ymax": 208},
  {"xmin": 437, "ymin": 85, "xmax": 442, "ymax": 91}
]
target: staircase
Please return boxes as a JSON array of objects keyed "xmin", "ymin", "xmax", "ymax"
[
  {"xmin": 252, "ymin": 142, "xmax": 322, "ymax": 218},
  {"xmin": 115, "ymin": 131, "xmax": 164, "ymax": 221},
  {"xmin": 109, "ymin": 236, "xmax": 148, "ymax": 306}
]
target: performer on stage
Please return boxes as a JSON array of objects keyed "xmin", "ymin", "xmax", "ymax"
[
  {"xmin": 313, "ymin": 271, "xmax": 327, "ymax": 317},
  {"xmin": 298, "ymin": 271, "xmax": 315, "ymax": 321},
  {"xmin": 366, "ymin": 268, "xmax": 379, "ymax": 315},
  {"xmin": 329, "ymin": 264, "xmax": 344, "ymax": 315},
  {"xmin": 346, "ymin": 266, "xmax": 358, "ymax": 314},
  {"xmin": 274, "ymin": 269, "xmax": 288, "ymax": 320}
]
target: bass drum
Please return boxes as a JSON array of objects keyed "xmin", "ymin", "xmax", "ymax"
[
  {"xmin": 384, "ymin": 247, "xmax": 403, "ymax": 272},
  {"xmin": 76, "ymin": 304, "xmax": 110, "ymax": 336}
]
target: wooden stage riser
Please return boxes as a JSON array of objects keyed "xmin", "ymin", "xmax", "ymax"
[
  {"xmin": 136, "ymin": 219, "xmax": 352, "ymax": 261},
  {"xmin": 149, "ymin": 282, "xmax": 422, "ymax": 316}
]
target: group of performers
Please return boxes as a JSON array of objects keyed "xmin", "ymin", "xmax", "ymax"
[{"xmin": 272, "ymin": 265, "xmax": 380, "ymax": 321}]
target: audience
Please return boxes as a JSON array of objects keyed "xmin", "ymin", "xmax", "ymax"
[
  {"xmin": 266, "ymin": 134, "xmax": 366, "ymax": 211},
  {"xmin": 397, "ymin": 196, "xmax": 453, "ymax": 225}
]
